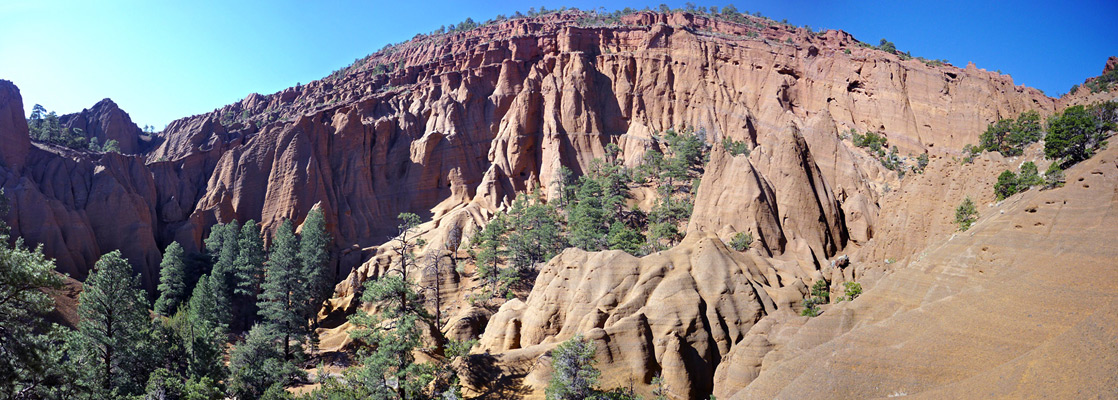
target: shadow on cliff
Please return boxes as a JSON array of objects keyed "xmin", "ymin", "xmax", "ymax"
[{"xmin": 463, "ymin": 353, "xmax": 532, "ymax": 399}]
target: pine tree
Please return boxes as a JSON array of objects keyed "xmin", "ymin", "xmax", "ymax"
[
  {"xmin": 297, "ymin": 208, "xmax": 332, "ymax": 332},
  {"xmin": 507, "ymin": 198, "xmax": 565, "ymax": 270},
  {"xmin": 234, "ymin": 221, "xmax": 266, "ymax": 298},
  {"xmin": 347, "ymin": 274, "xmax": 434, "ymax": 399},
  {"xmin": 228, "ymin": 324, "xmax": 301, "ymax": 400},
  {"xmin": 71, "ymin": 250, "xmax": 153, "ymax": 397},
  {"xmin": 258, "ymin": 220, "xmax": 304, "ymax": 360},
  {"xmin": 470, "ymin": 212, "xmax": 510, "ymax": 295},
  {"xmin": 183, "ymin": 275, "xmax": 227, "ymax": 383},
  {"xmin": 154, "ymin": 242, "xmax": 188, "ymax": 316},
  {"xmin": 234, "ymin": 220, "xmax": 266, "ymax": 329},
  {"xmin": 567, "ymin": 179, "xmax": 607, "ymax": 251},
  {"xmin": 606, "ymin": 222, "xmax": 645, "ymax": 255},
  {"xmin": 0, "ymin": 191, "xmax": 67, "ymax": 398},
  {"xmin": 335, "ymin": 213, "xmax": 436, "ymax": 399},
  {"xmin": 205, "ymin": 221, "xmax": 240, "ymax": 328}
]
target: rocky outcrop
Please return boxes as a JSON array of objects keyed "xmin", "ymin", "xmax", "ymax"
[
  {"xmin": 0, "ymin": 81, "xmax": 30, "ymax": 170},
  {"xmin": 471, "ymin": 233, "xmax": 819, "ymax": 399},
  {"xmin": 0, "ymin": 82, "xmax": 202, "ymax": 288},
  {"xmin": 59, "ymin": 98, "xmax": 145, "ymax": 154},
  {"xmin": 1058, "ymin": 56, "xmax": 1118, "ymax": 108}
]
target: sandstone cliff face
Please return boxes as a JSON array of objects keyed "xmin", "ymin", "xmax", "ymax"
[
  {"xmin": 0, "ymin": 80, "xmax": 30, "ymax": 171},
  {"xmin": 138, "ymin": 10, "xmax": 1051, "ymax": 284},
  {"xmin": 0, "ymin": 81, "xmax": 201, "ymax": 288},
  {"xmin": 722, "ymin": 140, "xmax": 1118, "ymax": 399},
  {"xmin": 472, "ymin": 233, "xmax": 814, "ymax": 399},
  {"xmin": 59, "ymin": 98, "xmax": 145, "ymax": 154}
]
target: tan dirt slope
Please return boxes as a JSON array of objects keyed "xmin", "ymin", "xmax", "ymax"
[{"xmin": 725, "ymin": 143, "xmax": 1118, "ymax": 399}]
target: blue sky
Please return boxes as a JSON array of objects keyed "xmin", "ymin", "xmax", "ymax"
[{"xmin": 1, "ymin": 0, "xmax": 1114, "ymax": 129}]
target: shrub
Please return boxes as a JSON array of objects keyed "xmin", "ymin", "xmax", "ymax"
[
  {"xmin": 852, "ymin": 130, "xmax": 888, "ymax": 154},
  {"xmin": 961, "ymin": 144, "xmax": 982, "ymax": 164},
  {"xmin": 1043, "ymin": 163, "xmax": 1065, "ymax": 189},
  {"xmin": 1085, "ymin": 67, "xmax": 1118, "ymax": 93},
  {"xmin": 800, "ymin": 298, "xmax": 820, "ymax": 317},
  {"xmin": 844, "ymin": 48, "xmax": 851, "ymax": 55},
  {"xmin": 843, "ymin": 282, "xmax": 862, "ymax": 301},
  {"xmin": 722, "ymin": 136, "xmax": 750, "ymax": 156},
  {"xmin": 955, "ymin": 197, "xmax": 978, "ymax": 231},
  {"xmin": 810, "ymin": 279, "xmax": 830, "ymax": 303},
  {"xmin": 878, "ymin": 38, "xmax": 896, "ymax": 54},
  {"xmin": 729, "ymin": 232, "xmax": 753, "ymax": 251},
  {"xmin": 994, "ymin": 170, "xmax": 1018, "ymax": 200},
  {"xmin": 1017, "ymin": 161, "xmax": 1043, "ymax": 188},
  {"xmin": 880, "ymin": 146, "xmax": 901, "ymax": 171},
  {"xmin": 916, "ymin": 153, "xmax": 929, "ymax": 173}
]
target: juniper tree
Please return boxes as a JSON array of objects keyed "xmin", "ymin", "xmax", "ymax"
[
  {"xmin": 258, "ymin": 220, "xmax": 304, "ymax": 360},
  {"xmin": 71, "ymin": 250, "xmax": 153, "ymax": 397},
  {"xmin": 1045, "ymin": 104, "xmax": 1112, "ymax": 166},
  {"xmin": 154, "ymin": 241, "xmax": 188, "ymax": 317},
  {"xmin": 545, "ymin": 335, "xmax": 600, "ymax": 400}
]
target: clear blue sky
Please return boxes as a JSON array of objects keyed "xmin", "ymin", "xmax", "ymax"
[{"xmin": 1, "ymin": 0, "xmax": 1114, "ymax": 129}]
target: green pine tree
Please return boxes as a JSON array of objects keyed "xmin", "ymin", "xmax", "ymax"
[
  {"xmin": 507, "ymin": 196, "xmax": 565, "ymax": 270},
  {"xmin": 234, "ymin": 220, "xmax": 266, "ymax": 298},
  {"xmin": 258, "ymin": 220, "xmax": 305, "ymax": 360},
  {"xmin": 606, "ymin": 221, "xmax": 645, "ymax": 255},
  {"xmin": 0, "ymin": 191, "xmax": 67, "ymax": 398},
  {"xmin": 183, "ymin": 275, "xmax": 228, "ymax": 383},
  {"xmin": 71, "ymin": 250, "xmax": 153, "ymax": 397},
  {"xmin": 234, "ymin": 220, "xmax": 266, "ymax": 329},
  {"xmin": 227, "ymin": 324, "xmax": 302, "ymax": 400},
  {"xmin": 567, "ymin": 179, "xmax": 608, "ymax": 251},
  {"xmin": 205, "ymin": 221, "xmax": 240, "ymax": 328},
  {"xmin": 347, "ymin": 274, "xmax": 434, "ymax": 399},
  {"xmin": 297, "ymin": 208, "xmax": 332, "ymax": 334},
  {"xmin": 470, "ymin": 212, "xmax": 511, "ymax": 296},
  {"xmin": 154, "ymin": 242, "xmax": 188, "ymax": 316}
]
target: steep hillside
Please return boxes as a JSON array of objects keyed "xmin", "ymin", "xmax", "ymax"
[{"xmin": 724, "ymin": 140, "xmax": 1118, "ymax": 399}]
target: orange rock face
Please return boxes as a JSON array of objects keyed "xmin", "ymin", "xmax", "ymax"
[{"xmin": 59, "ymin": 98, "xmax": 146, "ymax": 154}]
